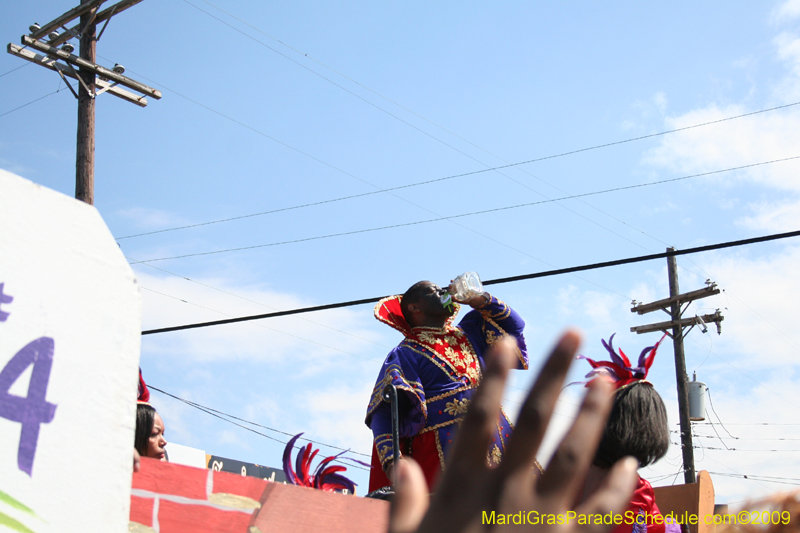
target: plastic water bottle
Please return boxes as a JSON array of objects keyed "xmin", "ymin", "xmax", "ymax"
[
  {"xmin": 451, "ymin": 272, "xmax": 484, "ymax": 301},
  {"xmin": 439, "ymin": 272, "xmax": 485, "ymax": 309}
]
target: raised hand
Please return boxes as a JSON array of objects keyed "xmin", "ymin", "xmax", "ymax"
[{"xmin": 389, "ymin": 332, "xmax": 638, "ymax": 533}]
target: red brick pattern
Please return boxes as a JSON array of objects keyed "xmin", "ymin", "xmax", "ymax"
[
  {"xmin": 157, "ymin": 500, "xmax": 254, "ymax": 533},
  {"xmin": 212, "ymin": 470, "xmax": 269, "ymax": 502},
  {"xmin": 129, "ymin": 496, "xmax": 154, "ymax": 527},
  {"xmin": 132, "ymin": 458, "xmax": 209, "ymax": 500},
  {"xmin": 130, "ymin": 457, "xmax": 266, "ymax": 533},
  {"xmin": 130, "ymin": 457, "xmax": 389, "ymax": 532}
]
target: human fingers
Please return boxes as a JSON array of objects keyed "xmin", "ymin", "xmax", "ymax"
[
  {"xmin": 536, "ymin": 378, "xmax": 613, "ymax": 501},
  {"xmin": 389, "ymin": 459, "xmax": 429, "ymax": 533},
  {"xmin": 496, "ymin": 330, "xmax": 581, "ymax": 478},
  {"xmin": 572, "ymin": 457, "xmax": 638, "ymax": 533},
  {"xmin": 443, "ymin": 336, "xmax": 516, "ymax": 473},
  {"xmin": 416, "ymin": 338, "xmax": 516, "ymax": 533}
]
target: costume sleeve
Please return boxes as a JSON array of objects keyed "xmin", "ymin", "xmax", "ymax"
[
  {"xmin": 458, "ymin": 295, "xmax": 528, "ymax": 370},
  {"xmin": 364, "ymin": 346, "xmax": 427, "ymax": 470}
]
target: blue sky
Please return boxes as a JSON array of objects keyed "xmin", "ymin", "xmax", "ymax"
[{"xmin": 3, "ymin": 0, "xmax": 800, "ymax": 504}]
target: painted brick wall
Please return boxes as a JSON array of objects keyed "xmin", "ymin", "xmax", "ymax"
[
  {"xmin": 130, "ymin": 457, "xmax": 265, "ymax": 533},
  {"xmin": 130, "ymin": 457, "xmax": 389, "ymax": 533}
]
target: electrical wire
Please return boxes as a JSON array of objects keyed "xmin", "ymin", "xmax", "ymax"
[
  {"xmin": 115, "ymin": 150, "xmax": 800, "ymax": 243},
  {"xmin": 0, "ymin": 87, "xmax": 66, "ymax": 118},
  {"xmin": 130, "ymin": 155, "xmax": 800, "ymax": 263},
  {"xmin": 140, "ymin": 228, "xmax": 800, "ymax": 334},
  {"xmin": 139, "ymin": 286, "xmax": 383, "ymax": 362},
  {"xmin": 156, "ymin": 0, "xmax": 654, "ymax": 257},
  {"xmin": 163, "ymin": 0, "xmax": 800, "ymax": 258},
  {"xmin": 0, "ymin": 63, "xmax": 29, "ymax": 78},
  {"xmin": 101, "ymin": 59, "xmax": 608, "ymax": 302},
  {"xmin": 693, "ymin": 423, "xmax": 800, "ymax": 426},
  {"xmin": 690, "ymin": 434, "xmax": 800, "ymax": 442},
  {"xmin": 707, "ymin": 472, "xmax": 800, "ymax": 486},
  {"xmin": 147, "ymin": 384, "xmax": 372, "ymax": 469},
  {"xmin": 707, "ymin": 389, "xmax": 737, "ymax": 439},
  {"xmin": 132, "ymin": 259, "xmax": 392, "ymax": 349}
]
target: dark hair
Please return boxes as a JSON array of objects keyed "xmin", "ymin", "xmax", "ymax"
[
  {"xmin": 593, "ymin": 382, "xmax": 670, "ymax": 469},
  {"xmin": 135, "ymin": 403, "xmax": 156, "ymax": 457},
  {"xmin": 401, "ymin": 281, "xmax": 430, "ymax": 326}
]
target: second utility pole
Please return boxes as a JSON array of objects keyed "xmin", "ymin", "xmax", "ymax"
[
  {"xmin": 666, "ymin": 249, "xmax": 695, "ymax": 485},
  {"xmin": 630, "ymin": 247, "xmax": 724, "ymax": 484}
]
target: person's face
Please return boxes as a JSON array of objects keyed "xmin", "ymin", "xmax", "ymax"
[
  {"xmin": 146, "ymin": 413, "xmax": 167, "ymax": 460},
  {"xmin": 415, "ymin": 281, "xmax": 455, "ymax": 319}
]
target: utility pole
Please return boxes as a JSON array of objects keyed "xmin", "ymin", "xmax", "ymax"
[
  {"xmin": 7, "ymin": 0, "xmax": 161, "ymax": 205},
  {"xmin": 630, "ymin": 247, "xmax": 724, "ymax": 484},
  {"xmin": 76, "ymin": 0, "xmax": 97, "ymax": 204}
]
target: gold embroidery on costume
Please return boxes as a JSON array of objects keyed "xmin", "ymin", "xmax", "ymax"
[
  {"xmin": 489, "ymin": 444, "xmax": 502, "ymax": 465},
  {"xmin": 366, "ymin": 365, "xmax": 427, "ymax": 419},
  {"xmin": 427, "ymin": 386, "xmax": 473, "ymax": 403},
  {"xmin": 406, "ymin": 325, "xmax": 482, "ymax": 385},
  {"xmin": 419, "ymin": 417, "xmax": 464, "ymax": 433},
  {"xmin": 444, "ymin": 398, "xmax": 470, "ymax": 416},
  {"xmin": 375, "ymin": 433, "xmax": 397, "ymax": 466},
  {"xmin": 435, "ymin": 431, "xmax": 446, "ymax": 469}
]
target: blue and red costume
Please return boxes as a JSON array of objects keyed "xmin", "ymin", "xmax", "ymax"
[{"xmin": 365, "ymin": 294, "xmax": 528, "ymax": 492}]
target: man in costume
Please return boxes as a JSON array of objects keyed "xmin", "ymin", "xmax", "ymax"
[{"xmin": 365, "ymin": 280, "xmax": 527, "ymax": 492}]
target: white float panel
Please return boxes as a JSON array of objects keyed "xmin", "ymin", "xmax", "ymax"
[{"xmin": 0, "ymin": 170, "xmax": 141, "ymax": 532}]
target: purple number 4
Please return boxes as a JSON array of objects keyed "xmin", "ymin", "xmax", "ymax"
[{"xmin": 0, "ymin": 337, "xmax": 57, "ymax": 476}]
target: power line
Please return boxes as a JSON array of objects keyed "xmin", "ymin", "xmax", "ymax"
[
  {"xmin": 116, "ymin": 132, "xmax": 800, "ymax": 241},
  {"xmin": 148, "ymin": 384, "xmax": 372, "ymax": 468},
  {"xmin": 707, "ymin": 472, "xmax": 800, "ymax": 485},
  {"xmin": 132, "ymin": 259, "xmax": 392, "ymax": 349},
  {"xmin": 140, "ymin": 228, "xmax": 800, "ymax": 335},
  {"xmin": 167, "ymin": 0, "xmax": 675, "ymax": 257},
  {"xmin": 103, "ymin": 60, "xmax": 578, "ymax": 290},
  {"xmin": 176, "ymin": 0, "xmax": 800, "ymax": 256},
  {"xmin": 139, "ymin": 285, "xmax": 383, "ymax": 362},
  {"xmin": 692, "ymin": 423, "xmax": 800, "ymax": 426},
  {"xmin": 130, "ymin": 155, "xmax": 800, "ymax": 263},
  {"xmin": 689, "ymin": 434, "xmax": 800, "ymax": 442},
  {"xmin": 0, "ymin": 87, "xmax": 66, "ymax": 118},
  {"xmin": 0, "ymin": 63, "xmax": 29, "ymax": 78}
]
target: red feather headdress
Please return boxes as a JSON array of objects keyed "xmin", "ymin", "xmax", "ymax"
[
  {"xmin": 282, "ymin": 434, "xmax": 367, "ymax": 494},
  {"xmin": 575, "ymin": 333, "xmax": 667, "ymax": 390}
]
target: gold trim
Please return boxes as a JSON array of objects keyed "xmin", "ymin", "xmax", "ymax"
[
  {"xmin": 500, "ymin": 406, "xmax": 515, "ymax": 431},
  {"xmin": 419, "ymin": 417, "xmax": 464, "ymax": 434},
  {"xmin": 427, "ymin": 385, "xmax": 473, "ymax": 403},
  {"xmin": 434, "ymin": 431, "xmax": 446, "ymax": 469},
  {"xmin": 366, "ymin": 364, "xmax": 427, "ymax": 420},
  {"xmin": 404, "ymin": 343, "xmax": 462, "ymax": 383},
  {"xmin": 495, "ymin": 417, "xmax": 506, "ymax": 452},
  {"xmin": 374, "ymin": 295, "xmax": 409, "ymax": 335}
]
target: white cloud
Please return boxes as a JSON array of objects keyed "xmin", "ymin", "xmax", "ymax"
[
  {"xmin": 136, "ymin": 269, "xmax": 386, "ymax": 367},
  {"xmin": 299, "ymin": 382, "xmax": 375, "ymax": 453},
  {"xmin": 623, "ymin": 92, "xmax": 670, "ymax": 131},
  {"xmin": 538, "ymin": 247, "xmax": 800, "ymax": 503},
  {"xmin": 771, "ymin": 0, "xmax": 800, "ymax": 25},
  {"xmin": 644, "ymin": 104, "xmax": 800, "ymax": 192},
  {"xmin": 737, "ymin": 198, "xmax": 800, "ymax": 232},
  {"xmin": 694, "ymin": 245, "xmax": 800, "ymax": 369}
]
